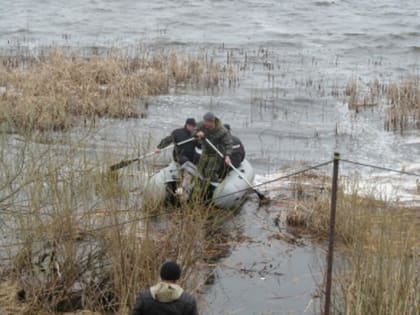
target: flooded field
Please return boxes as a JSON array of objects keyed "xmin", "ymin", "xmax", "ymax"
[{"xmin": 1, "ymin": 0, "xmax": 420, "ymax": 314}]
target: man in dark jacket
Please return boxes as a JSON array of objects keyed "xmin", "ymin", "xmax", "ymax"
[
  {"xmin": 193, "ymin": 112, "xmax": 233, "ymax": 182},
  {"xmin": 130, "ymin": 261, "xmax": 198, "ymax": 315},
  {"xmin": 223, "ymin": 124, "xmax": 245, "ymax": 168},
  {"xmin": 155, "ymin": 118, "xmax": 197, "ymax": 164}
]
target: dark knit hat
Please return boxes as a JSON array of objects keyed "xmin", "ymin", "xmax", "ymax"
[
  {"xmin": 223, "ymin": 124, "xmax": 231, "ymax": 131},
  {"xmin": 203, "ymin": 112, "xmax": 216, "ymax": 122},
  {"xmin": 185, "ymin": 118, "xmax": 196, "ymax": 126},
  {"xmin": 160, "ymin": 261, "xmax": 181, "ymax": 281}
]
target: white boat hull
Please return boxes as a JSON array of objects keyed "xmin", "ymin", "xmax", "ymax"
[{"xmin": 143, "ymin": 159, "xmax": 255, "ymax": 209}]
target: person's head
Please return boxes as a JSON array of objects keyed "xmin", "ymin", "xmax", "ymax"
[
  {"xmin": 223, "ymin": 124, "xmax": 231, "ymax": 132},
  {"xmin": 185, "ymin": 118, "xmax": 196, "ymax": 132},
  {"xmin": 203, "ymin": 112, "xmax": 216, "ymax": 129},
  {"xmin": 160, "ymin": 261, "xmax": 181, "ymax": 283}
]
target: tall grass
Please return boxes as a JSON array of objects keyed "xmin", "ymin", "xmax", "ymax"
[
  {"xmin": 0, "ymin": 49, "xmax": 224, "ymax": 132},
  {"xmin": 0, "ymin": 129, "xmax": 233, "ymax": 314},
  {"xmin": 0, "ymin": 46, "xmax": 238, "ymax": 313},
  {"xmin": 344, "ymin": 78, "xmax": 382, "ymax": 111},
  {"xmin": 286, "ymin": 177, "xmax": 420, "ymax": 315},
  {"xmin": 385, "ymin": 76, "xmax": 420, "ymax": 132},
  {"xmin": 344, "ymin": 76, "xmax": 420, "ymax": 133}
]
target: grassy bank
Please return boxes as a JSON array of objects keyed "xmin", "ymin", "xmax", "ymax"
[
  {"xmin": 0, "ymin": 49, "xmax": 226, "ymax": 132},
  {"xmin": 0, "ymin": 130, "xmax": 236, "ymax": 315},
  {"xmin": 286, "ymin": 177, "xmax": 420, "ymax": 315}
]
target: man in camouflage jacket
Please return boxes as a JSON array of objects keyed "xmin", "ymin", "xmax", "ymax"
[{"xmin": 193, "ymin": 112, "xmax": 233, "ymax": 182}]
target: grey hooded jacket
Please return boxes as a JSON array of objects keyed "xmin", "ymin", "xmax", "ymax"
[{"xmin": 130, "ymin": 282, "xmax": 198, "ymax": 315}]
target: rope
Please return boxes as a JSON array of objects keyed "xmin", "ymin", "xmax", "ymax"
[
  {"xmin": 212, "ymin": 160, "xmax": 334, "ymax": 202},
  {"xmin": 341, "ymin": 159, "xmax": 420, "ymax": 178},
  {"xmin": 1, "ymin": 157, "xmax": 418, "ymax": 250},
  {"xmin": 0, "ymin": 160, "xmax": 333, "ymax": 250},
  {"xmin": 254, "ymin": 160, "xmax": 334, "ymax": 188}
]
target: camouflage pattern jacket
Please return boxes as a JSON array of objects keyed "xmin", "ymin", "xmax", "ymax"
[{"xmin": 193, "ymin": 118, "xmax": 233, "ymax": 157}]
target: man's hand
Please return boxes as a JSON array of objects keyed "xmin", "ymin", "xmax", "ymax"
[
  {"xmin": 225, "ymin": 156, "xmax": 231, "ymax": 166},
  {"xmin": 154, "ymin": 148, "xmax": 161, "ymax": 154},
  {"xmin": 196, "ymin": 131, "xmax": 205, "ymax": 139}
]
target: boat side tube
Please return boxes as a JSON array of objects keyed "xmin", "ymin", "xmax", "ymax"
[{"xmin": 212, "ymin": 159, "xmax": 255, "ymax": 209}]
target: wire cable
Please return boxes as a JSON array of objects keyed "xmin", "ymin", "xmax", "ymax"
[
  {"xmin": 212, "ymin": 159, "xmax": 334, "ymax": 202},
  {"xmin": 341, "ymin": 159, "xmax": 420, "ymax": 178}
]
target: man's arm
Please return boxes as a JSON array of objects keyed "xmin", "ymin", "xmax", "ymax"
[{"xmin": 157, "ymin": 134, "xmax": 174, "ymax": 149}]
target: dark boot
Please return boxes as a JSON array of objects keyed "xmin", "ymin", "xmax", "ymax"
[{"xmin": 165, "ymin": 181, "xmax": 179, "ymax": 206}]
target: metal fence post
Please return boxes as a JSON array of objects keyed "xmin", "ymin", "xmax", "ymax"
[{"xmin": 324, "ymin": 152, "xmax": 340, "ymax": 315}]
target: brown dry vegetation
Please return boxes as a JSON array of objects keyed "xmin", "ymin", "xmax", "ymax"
[
  {"xmin": 0, "ymin": 131, "xmax": 238, "ymax": 315},
  {"xmin": 2, "ymin": 204, "xmax": 224, "ymax": 315},
  {"xmin": 0, "ymin": 50, "xmax": 224, "ymax": 132},
  {"xmin": 0, "ymin": 47, "xmax": 239, "ymax": 314},
  {"xmin": 1, "ymin": 201, "xmax": 235, "ymax": 315},
  {"xmin": 285, "ymin": 176, "xmax": 420, "ymax": 315},
  {"xmin": 385, "ymin": 76, "xmax": 420, "ymax": 132},
  {"xmin": 344, "ymin": 76, "xmax": 420, "ymax": 133},
  {"xmin": 345, "ymin": 78, "xmax": 383, "ymax": 111}
]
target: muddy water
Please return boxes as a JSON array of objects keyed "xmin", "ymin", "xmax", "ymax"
[
  {"xmin": 2, "ymin": 0, "xmax": 420, "ymax": 314},
  {"xmin": 200, "ymin": 197, "xmax": 325, "ymax": 315}
]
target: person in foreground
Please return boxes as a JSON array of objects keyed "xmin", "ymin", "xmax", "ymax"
[{"xmin": 130, "ymin": 261, "xmax": 198, "ymax": 315}]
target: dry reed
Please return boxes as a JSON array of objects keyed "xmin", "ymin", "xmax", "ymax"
[
  {"xmin": 285, "ymin": 176, "xmax": 420, "ymax": 315},
  {"xmin": 0, "ymin": 130, "xmax": 236, "ymax": 315},
  {"xmin": 344, "ymin": 76, "xmax": 420, "ymax": 132},
  {"xmin": 345, "ymin": 78, "xmax": 382, "ymax": 111},
  {"xmin": 0, "ymin": 50, "xmax": 223, "ymax": 132},
  {"xmin": 385, "ymin": 76, "xmax": 420, "ymax": 132}
]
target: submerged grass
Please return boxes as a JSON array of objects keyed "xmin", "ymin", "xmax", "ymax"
[
  {"xmin": 286, "ymin": 176, "xmax": 420, "ymax": 315},
  {"xmin": 385, "ymin": 75, "xmax": 420, "ymax": 132},
  {"xmin": 0, "ymin": 49, "xmax": 224, "ymax": 132},
  {"xmin": 344, "ymin": 76, "xmax": 420, "ymax": 133},
  {"xmin": 345, "ymin": 78, "xmax": 382, "ymax": 111}
]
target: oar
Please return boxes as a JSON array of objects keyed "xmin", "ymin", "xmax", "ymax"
[
  {"xmin": 109, "ymin": 137, "xmax": 195, "ymax": 171},
  {"xmin": 204, "ymin": 138, "xmax": 269, "ymax": 203}
]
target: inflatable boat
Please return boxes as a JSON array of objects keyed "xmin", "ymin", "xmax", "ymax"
[{"xmin": 143, "ymin": 159, "xmax": 255, "ymax": 209}]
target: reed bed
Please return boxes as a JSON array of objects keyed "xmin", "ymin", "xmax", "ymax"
[
  {"xmin": 0, "ymin": 130, "xmax": 236, "ymax": 315},
  {"xmin": 286, "ymin": 176, "xmax": 420, "ymax": 315},
  {"xmin": 344, "ymin": 78, "xmax": 383, "ymax": 111},
  {"xmin": 0, "ymin": 49, "xmax": 224, "ymax": 132},
  {"xmin": 344, "ymin": 76, "xmax": 420, "ymax": 133},
  {"xmin": 385, "ymin": 76, "xmax": 420, "ymax": 132}
]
